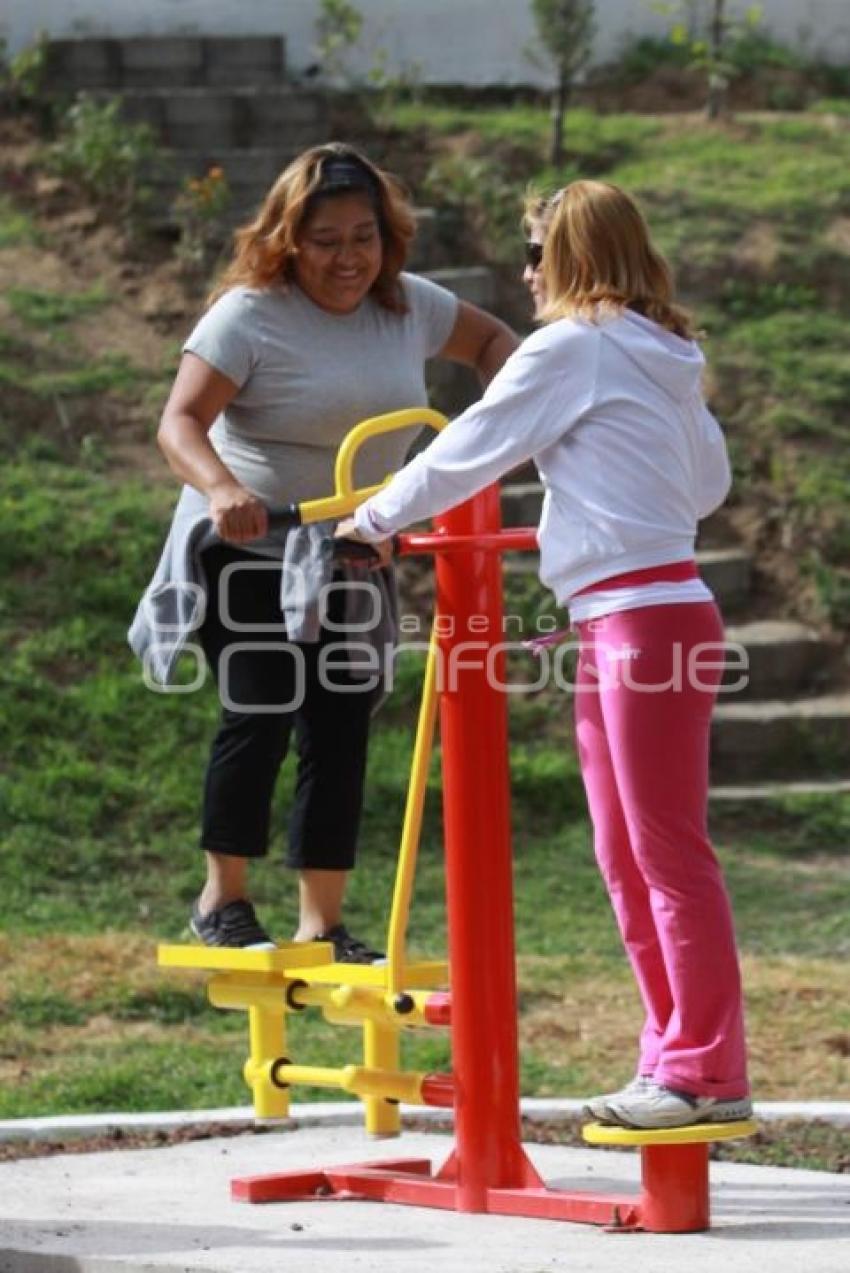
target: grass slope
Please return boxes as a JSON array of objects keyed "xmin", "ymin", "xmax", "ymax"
[{"xmin": 0, "ymin": 112, "xmax": 848, "ymax": 1140}]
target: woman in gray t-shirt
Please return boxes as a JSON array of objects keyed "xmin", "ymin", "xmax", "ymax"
[{"xmin": 153, "ymin": 141, "xmax": 518, "ymax": 960}]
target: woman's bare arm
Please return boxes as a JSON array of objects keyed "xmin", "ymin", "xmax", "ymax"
[{"xmin": 157, "ymin": 352, "xmax": 267, "ymax": 543}]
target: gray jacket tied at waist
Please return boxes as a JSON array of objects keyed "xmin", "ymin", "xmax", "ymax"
[{"xmin": 128, "ymin": 486, "xmax": 398, "ymax": 688}]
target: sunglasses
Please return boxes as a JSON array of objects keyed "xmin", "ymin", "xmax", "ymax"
[{"xmin": 524, "ymin": 241, "xmax": 544, "ymax": 270}]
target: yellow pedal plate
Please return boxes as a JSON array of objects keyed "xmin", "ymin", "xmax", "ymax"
[
  {"xmin": 582, "ymin": 1118, "xmax": 758, "ymax": 1146},
  {"xmin": 157, "ymin": 945, "xmax": 449, "ymax": 989},
  {"xmin": 157, "ymin": 941, "xmax": 334, "ymax": 972}
]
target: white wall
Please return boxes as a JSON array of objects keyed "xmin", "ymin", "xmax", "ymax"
[{"xmin": 3, "ymin": 0, "xmax": 849, "ymax": 79}]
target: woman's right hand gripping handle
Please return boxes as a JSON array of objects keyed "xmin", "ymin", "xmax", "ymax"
[{"xmin": 207, "ymin": 479, "xmax": 269, "ymax": 545}]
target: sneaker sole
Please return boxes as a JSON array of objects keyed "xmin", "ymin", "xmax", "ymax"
[
  {"xmin": 704, "ymin": 1102, "xmax": 753, "ymax": 1123},
  {"xmin": 603, "ymin": 1100, "xmax": 753, "ymax": 1130}
]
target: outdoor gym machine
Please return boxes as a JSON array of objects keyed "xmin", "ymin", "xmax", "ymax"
[{"xmin": 159, "ymin": 408, "xmax": 756, "ymax": 1232}]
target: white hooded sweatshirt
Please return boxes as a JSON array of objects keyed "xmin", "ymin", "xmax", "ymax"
[{"xmin": 355, "ymin": 309, "xmax": 731, "ymax": 620}]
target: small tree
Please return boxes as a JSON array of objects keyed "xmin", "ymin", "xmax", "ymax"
[
  {"xmin": 654, "ymin": 0, "xmax": 763, "ymax": 119},
  {"xmin": 0, "ymin": 29, "xmax": 50, "ymax": 118},
  {"xmin": 529, "ymin": 0, "xmax": 596, "ymax": 169},
  {"xmin": 313, "ymin": 0, "xmax": 364, "ymax": 86}
]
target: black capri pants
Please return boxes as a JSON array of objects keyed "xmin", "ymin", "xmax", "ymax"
[{"xmin": 197, "ymin": 543, "xmax": 376, "ymax": 870}]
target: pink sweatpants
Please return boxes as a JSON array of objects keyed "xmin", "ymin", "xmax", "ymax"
[{"xmin": 575, "ymin": 601, "xmax": 749, "ymax": 1098}]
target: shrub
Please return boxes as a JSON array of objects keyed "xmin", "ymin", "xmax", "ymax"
[
  {"xmin": 171, "ymin": 166, "xmax": 232, "ymax": 278},
  {"xmin": 611, "ymin": 34, "xmax": 692, "ymax": 83},
  {"xmin": 47, "ymin": 94, "xmax": 158, "ymax": 231}
]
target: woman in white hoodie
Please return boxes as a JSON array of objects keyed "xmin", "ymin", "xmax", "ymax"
[{"xmin": 337, "ymin": 180, "xmax": 751, "ymax": 1131}]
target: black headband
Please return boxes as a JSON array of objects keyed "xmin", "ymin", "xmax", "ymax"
[{"xmin": 315, "ymin": 157, "xmax": 381, "ymax": 198}]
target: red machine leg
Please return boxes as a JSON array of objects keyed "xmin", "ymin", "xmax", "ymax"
[
  {"xmin": 431, "ymin": 488, "xmax": 542, "ymax": 1206},
  {"xmin": 638, "ymin": 1143, "xmax": 710, "ymax": 1232}
]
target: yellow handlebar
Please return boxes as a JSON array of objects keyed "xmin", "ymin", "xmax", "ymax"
[{"xmin": 297, "ymin": 408, "xmax": 448, "ymax": 525}]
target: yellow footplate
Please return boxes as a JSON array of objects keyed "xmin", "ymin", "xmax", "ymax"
[
  {"xmin": 157, "ymin": 944, "xmax": 448, "ymax": 987},
  {"xmin": 582, "ymin": 1119, "xmax": 758, "ymax": 1146}
]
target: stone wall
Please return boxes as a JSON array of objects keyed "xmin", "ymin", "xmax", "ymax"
[{"xmin": 4, "ymin": 0, "xmax": 849, "ymax": 76}]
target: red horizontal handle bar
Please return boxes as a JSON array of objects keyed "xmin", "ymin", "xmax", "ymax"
[
  {"xmin": 422, "ymin": 991, "xmax": 452, "ymax": 1027},
  {"xmin": 397, "ymin": 528, "xmax": 537, "ymax": 557},
  {"xmin": 420, "ymin": 1073, "xmax": 455, "ymax": 1108}
]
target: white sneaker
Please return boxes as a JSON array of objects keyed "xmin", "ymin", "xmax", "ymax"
[
  {"xmin": 582, "ymin": 1075, "xmax": 654, "ymax": 1122},
  {"xmin": 603, "ymin": 1081, "xmax": 753, "ymax": 1129}
]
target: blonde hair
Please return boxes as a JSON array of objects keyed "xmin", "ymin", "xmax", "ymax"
[
  {"xmin": 526, "ymin": 180, "xmax": 694, "ymax": 340},
  {"xmin": 208, "ymin": 142, "xmax": 416, "ymax": 312},
  {"xmin": 522, "ymin": 189, "xmax": 555, "ymax": 237}
]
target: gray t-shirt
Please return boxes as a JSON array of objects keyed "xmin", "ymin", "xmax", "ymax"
[{"xmin": 182, "ymin": 272, "xmax": 458, "ymax": 513}]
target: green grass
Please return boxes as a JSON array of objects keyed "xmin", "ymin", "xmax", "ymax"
[
  {"xmin": 0, "ymin": 350, "xmax": 143, "ymax": 399},
  {"xmin": 707, "ymin": 311, "xmax": 850, "ymax": 444},
  {"xmin": 0, "ymin": 273, "xmax": 170, "ymax": 466},
  {"xmin": 391, "ymin": 102, "xmax": 662, "ymax": 151},
  {"xmin": 812, "ymin": 96, "xmax": 850, "ymax": 116},
  {"xmin": 0, "ymin": 193, "xmax": 40, "ymax": 247},
  {"xmin": 4, "ymin": 284, "xmax": 109, "ymax": 328},
  {"xmin": 0, "ymin": 457, "xmax": 848, "ymax": 1119},
  {"xmin": 606, "ymin": 120, "xmax": 850, "ymax": 227},
  {"xmin": 390, "ymin": 102, "xmax": 850, "ymax": 224}
]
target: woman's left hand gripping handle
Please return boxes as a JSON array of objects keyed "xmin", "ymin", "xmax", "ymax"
[{"xmin": 334, "ymin": 517, "xmax": 395, "ymax": 569}]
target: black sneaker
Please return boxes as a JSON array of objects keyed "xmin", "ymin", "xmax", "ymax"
[
  {"xmin": 317, "ymin": 923, "xmax": 386, "ymax": 965},
  {"xmin": 190, "ymin": 899, "xmax": 276, "ymax": 950}
]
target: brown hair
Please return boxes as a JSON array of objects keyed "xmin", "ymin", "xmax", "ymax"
[
  {"xmin": 208, "ymin": 142, "xmax": 416, "ymax": 312},
  {"xmin": 525, "ymin": 180, "xmax": 694, "ymax": 340}
]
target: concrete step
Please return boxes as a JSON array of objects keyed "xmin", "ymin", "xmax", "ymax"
[
  {"xmin": 425, "ymin": 360, "xmax": 481, "ymax": 418},
  {"xmin": 710, "ymin": 778, "xmax": 850, "ymax": 800},
  {"xmin": 711, "ymin": 693, "xmax": 850, "ymax": 781},
  {"xmin": 501, "ymin": 482, "xmax": 543, "ymax": 527},
  {"xmin": 148, "ymin": 147, "xmax": 322, "ymax": 194},
  {"xmin": 408, "ymin": 209, "xmax": 440, "ymax": 272},
  {"xmin": 46, "ymin": 36, "xmax": 288, "ymax": 91},
  {"xmin": 423, "ymin": 268, "xmax": 502, "ymax": 416},
  {"xmin": 723, "ymin": 620, "xmax": 829, "ymax": 699},
  {"xmin": 423, "ymin": 266, "xmax": 497, "ymax": 310},
  {"xmin": 107, "ymin": 87, "xmax": 328, "ymax": 151},
  {"xmin": 144, "ymin": 147, "xmax": 326, "ymax": 231},
  {"xmin": 145, "ymin": 149, "xmax": 440, "ymax": 267},
  {"xmin": 697, "ymin": 548, "xmax": 752, "ymax": 612}
]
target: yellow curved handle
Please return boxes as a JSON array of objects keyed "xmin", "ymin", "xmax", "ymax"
[{"xmin": 298, "ymin": 408, "xmax": 448, "ymax": 525}]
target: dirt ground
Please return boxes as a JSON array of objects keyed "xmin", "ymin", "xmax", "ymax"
[{"xmin": 1, "ymin": 1114, "xmax": 847, "ymax": 1174}]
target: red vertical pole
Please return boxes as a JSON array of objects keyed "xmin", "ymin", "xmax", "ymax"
[
  {"xmin": 639, "ymin": 1144, "xmax": 710, "ymax": 1232},
  {"xmin": 433, "ymin": 487, "xmax": 539, "ymax": 1209}
]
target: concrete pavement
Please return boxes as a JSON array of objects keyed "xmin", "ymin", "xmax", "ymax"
[{"xmin": 1, "ymin": 1121, "xmax": 849, "ymax": 1273}]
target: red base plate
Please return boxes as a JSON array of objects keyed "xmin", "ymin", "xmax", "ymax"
[{"xmin": 231, "ymin": 1155, "xmax": 648, "ymax": 1230}]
